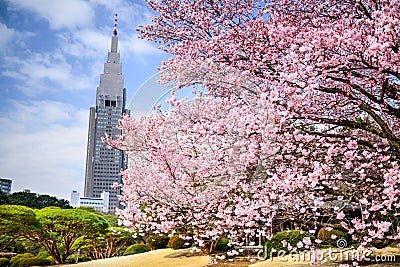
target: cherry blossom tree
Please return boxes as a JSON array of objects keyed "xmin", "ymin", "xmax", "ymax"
[
  {"xmin": 134, "ymin": 0, "xmax": 400, "ymax": 251},
  {"xmin": 110, "ymin": 0, "xmax": 400, "ymax": 257},
  {"xmin": 107, "ymin": 93, "xmax": 279, "ymax": 253}
]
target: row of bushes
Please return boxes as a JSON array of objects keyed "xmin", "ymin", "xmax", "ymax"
[
  {"xmin": 1, "ymin": 242, "xmax": 151, "ymax": 267},
  {"xmin": 264, "ymin": 228, "xmax": 350, "ymax": 256},
  {"xmin": 0, "ymin": 235, "xmax": 192, "ymax": 266},
  {"xmin": 143, "ymin": 228, "xmax": 349, "ymax": 255},
  {"xmin": 0, "ymin": 244, "xmax": 149, "ymax": 267},
  {"xmin": 145, "ymin": 234, "xmax": 229, "ymax": 252},
  {"xmin": 143, "ymin": 228, "xmax": 350, "ymax": 256},
  {"xmin": 0, "ymin": 253, "xmax": 52, "ymax": 267},
  {"xmin": 0, "ymin": 252, "xmax": 91, "ymax": 267}
]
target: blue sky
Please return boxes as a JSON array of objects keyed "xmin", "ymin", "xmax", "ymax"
[{"xmin": 0, "ymin": 0, "xmax": 170, "ymax": 201}]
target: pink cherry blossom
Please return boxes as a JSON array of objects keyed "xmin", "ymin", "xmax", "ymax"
[
  {"xmin": 337, "ymin": 211, "xmax": 345, "ymax": 220},
  {"xmin": 106, "ymin": 0, "xmax": 400, "ymax": 260}
]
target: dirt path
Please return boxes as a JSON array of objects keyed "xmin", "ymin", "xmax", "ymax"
[
  {"xmin": 61, "ymin": 247, "xmax": 400, "ymax": 267},
  {"xmin": 62, "ymin": 249, "xmax": 211, "ymax": 267}
]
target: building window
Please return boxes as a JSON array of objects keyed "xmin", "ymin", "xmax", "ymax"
[{"xmin": 105, "ymin": 100, "xmax": 117, "ymax": 107}]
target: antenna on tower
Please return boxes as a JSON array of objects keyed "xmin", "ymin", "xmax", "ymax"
[{"xmin": 113, "ymin": 13, "xmax": 118, "ymax": 36}]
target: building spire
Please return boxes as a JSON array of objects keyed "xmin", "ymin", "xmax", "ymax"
[
  {"xmin": 110, "ymin": 13, "xmax": 118, "ymax": 53},
  {"xmin": 113, "ymin": 13, "xmax": 118, "ymax": 36}
]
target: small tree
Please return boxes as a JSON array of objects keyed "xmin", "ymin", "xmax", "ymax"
[
  {"xmin": 0, "ymin": 205, "xmax": 41, "ymax": 250},
  {"xmin": 82, "ymin": 227, "xmax": 135, "ymax": 259},
  {"xmin": 27, "ymin": 207, "xmax": 109, "ymax": 264}
]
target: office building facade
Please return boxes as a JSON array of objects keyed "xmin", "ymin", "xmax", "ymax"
[
  {"xmin": 84, "ymin": 22, "xmax": 128, "ymax": 213},
  {"xmin": 71, "ymin": 190, "xmax": 110, "ymax": 213}
]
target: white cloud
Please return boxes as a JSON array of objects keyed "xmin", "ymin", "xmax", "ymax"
[
  {"xmin": 58, "ymin": 29, "xmax": 110, "ymax": 59},
  {"xmin": 9, "ymin": 100, "xmax": 82, "ymax": 127},
  {"xmin": 0, "ymin": 23, "xmax": 35, "ymax": 54},
  {"xmin": 0, "ymin": 23, "xmax": 16, "ymax": 49},
  {"xmin": 2, "ymin": 52, "xmax": 94, "ymax": 95},
  {"xmin": 0, "ymin": 100, "xmax": 89, "ymax": 200},
  {"xmin": 6, "ymin": 0, "xmax": 94, "ymax": 30}
]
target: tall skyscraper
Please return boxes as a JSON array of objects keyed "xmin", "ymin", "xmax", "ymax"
[{"xmin": 84, "ymin": 16, "xmax": 127, "ymax": 213}]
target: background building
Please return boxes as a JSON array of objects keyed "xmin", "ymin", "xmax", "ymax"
[
  {"xmin": 83, "ymin": 22, "xmax": 128, "ymax": 213},
  {"xmin": 70, "ymin": 190, "xmax": 80, "ymax": 207},
  {"xmin": 0, "ymin": 178, "xmax": 12, "ymax": 195},
  {"xmin": 70, "ymin": 190, "xmax": 109, "ymax": 213}
]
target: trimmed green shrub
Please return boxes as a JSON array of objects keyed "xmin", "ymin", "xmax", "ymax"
[
  {"xmin": 146, "ymin": 235, "xmax": 170, "ymax": 250},
  {"xmin": 215, "ymin": 238, "xmax": 229, "ymax": 252},
  {"xmin": 9, "ymin": 253, "xmax": 34, "ymax": 267},
  {"xmin": 36, "ymin": 249, "xmax": 49, "ymax": 259},
  {"xmin": 45, "ymin": 256, "xmax": 55, "ymax": 265},
  {"xmin": 317, "ymin": 228, "xmax": 348, "ymax": 247},
  {"xmin": 123, "ymin": 244, "xmax": 151, "ymax": 256},
  {"xmin": 264, "ymin": 230, "xmax": 315, "ymax": 256},
  {"xmin": 66, "ymin": 254, "xmax": 91, "ymax": 264},
  {"xmin": 0, "ymin": 258, "xmax": 10, "ymax": 267},
  {"xmin": 19, "ymin": 257, "xmax": 52, "ymax": 267},
  {"xmin": 168, "ymin": 236, "xmax": 192, "ymax": 250}
]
